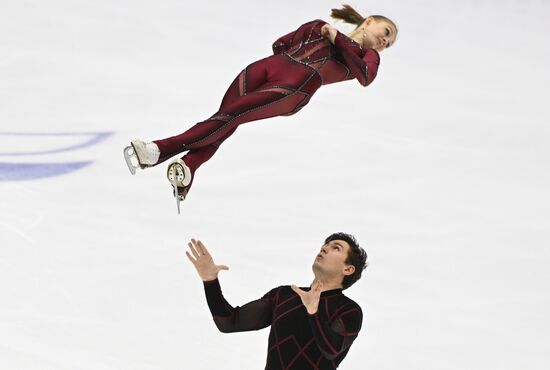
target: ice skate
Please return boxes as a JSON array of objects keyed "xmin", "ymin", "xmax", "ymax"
[
  {"xmin": 123, "ymin": 139, "xmax": 160, "ymax": 175},
  {"xmin": 167, "ymin": 159, "xmax": 192, "ymax": 214}
]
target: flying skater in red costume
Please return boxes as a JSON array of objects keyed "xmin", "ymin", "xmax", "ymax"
[{"xmin": 124, "ymin": 5, "xmax": 398, "ymax": 211}]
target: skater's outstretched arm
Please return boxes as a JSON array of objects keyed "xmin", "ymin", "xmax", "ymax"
[{"xmin": 186, "ymin": 239, "xmax": 275, "ymax": 333}]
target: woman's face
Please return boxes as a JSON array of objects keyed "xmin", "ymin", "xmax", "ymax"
[{"xmin": 362, "ymin": 18, "xmax": 397, "ymax": 52}]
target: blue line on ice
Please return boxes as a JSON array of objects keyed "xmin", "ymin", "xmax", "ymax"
[
  {"xmin": 0, "ymin": 161, "xmax": 93, "ymax": 181},
  {"xmin": 0, "ymin": 132, "xmax": 114, "ymax": 156}
]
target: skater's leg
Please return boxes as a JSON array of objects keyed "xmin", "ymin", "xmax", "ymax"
[
  {"xmin": 171, "ymin": 127, "xmax": 237, "ymax": 197},
  {"xmin": 152, "ymin": 59, "xmax": 268, "ymax": 164},
  {"xmin": 183, "ymin": 127, "xmax": 237, "ymax": 173},
  {"xmin": 152, "ymin": 57, "xmax": 320, "ymax": 164},
  {"xmin": 153, "ymin": 87, "xmax": 313, "ymax": 162}
]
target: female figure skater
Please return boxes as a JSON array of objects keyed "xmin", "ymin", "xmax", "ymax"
[{"xmin": 124, "ymin": 4, "xmax": 397, "ymax": 208}]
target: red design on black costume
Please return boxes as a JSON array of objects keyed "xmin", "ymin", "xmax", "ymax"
[
  {"xmin": 204, "ymin": 278, "xmax": 363, "ymax": 370},
  {"xmin": 153, "ymin": 20, "xmax": 380, "ymax": 187}
]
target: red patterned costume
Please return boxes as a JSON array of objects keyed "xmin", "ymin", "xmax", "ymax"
[{"xmin": 153, "ymin": 19, "xmax": 380, "ymax": 190}]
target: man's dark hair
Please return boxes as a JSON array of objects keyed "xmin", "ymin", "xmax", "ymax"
[{"xmin": 324, "ymin": 232, "xmax": 368, "ymax": 290}]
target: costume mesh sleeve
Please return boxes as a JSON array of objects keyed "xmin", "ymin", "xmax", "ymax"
[
  {"xmin": 203, "ymin": 278, "xmax": 276, "ymax": 333},
  {"xmin": 272, "ymin": 20, "xmax": 326, "ymax": 55},
  {"xmin": 333, "ymin": 31, "xmax": 380, "ymax": 86},
  {"xmin": 272, "ymin": 27, "xmax": 298, "ymax": 55},
  {"xmin": 307, "ymin": 303, "xmax": 363, "ymax": 360}
]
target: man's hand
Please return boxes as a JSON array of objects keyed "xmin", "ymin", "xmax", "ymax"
[
  {"xmin": 321, "ymin": 24, "xmax": 338, "ymax": 44},
  {"xmin": 291, "ymin": 280, "xmax": 323, "ymax": 315},
  {"xmin": 185, "ymin": 239, "xmax": 229, "ymax": 282}
]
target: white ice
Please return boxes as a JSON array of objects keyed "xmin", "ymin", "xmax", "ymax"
[{"xmin": 1, "ymin": 0, "xmax": 549, "ymax": 369}]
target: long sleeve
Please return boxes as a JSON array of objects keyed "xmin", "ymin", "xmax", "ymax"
[
  {"xmin": 203, "ymin": 278, "xmax": 276, "ymax": 333},
  {"xmin": 307, "ymin": 303, "xmax": 363, "ymax": 360},
  {"xmin": 272, "ymin": 19, "xmax": 327, "ymax": 55},
  {"xmin": 272, "ymin": 27, "xmax": 298, "ymax": 55},
  {"xmin": 333, "ymin": 31, "xmax": 380, "ymax": 86}
]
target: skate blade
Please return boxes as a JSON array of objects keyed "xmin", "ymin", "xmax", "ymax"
[
  {"xmin": 168, "ymin": 166, "xmax": 181, "ymax": 214},
  {"xmin": 171, "ymin": 183, "xmax": 182, "ymax": 215},
  {"xmin": 123, "ymin": 145, "xmax": 139, "ymax": 175}
]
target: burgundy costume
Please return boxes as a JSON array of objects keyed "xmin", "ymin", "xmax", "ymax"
[
  {"xmin": 204, "ymin": 278, "xmax": 363, "ymax": 370},
  {"xmin": 153, "ymin": 19, "xmax": 380, "ymax": 190}
]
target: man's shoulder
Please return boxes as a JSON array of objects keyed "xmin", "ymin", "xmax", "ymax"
[{"xmin": 330, "ymin": 292, "xmax": 362, "ymax": 317}]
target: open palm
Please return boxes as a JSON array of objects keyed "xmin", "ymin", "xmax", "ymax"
[{"xmin": 186, "ymin": 239, "xmax": 229, "ymax": 281}]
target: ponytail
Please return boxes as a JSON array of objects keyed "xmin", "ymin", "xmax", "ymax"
[{"xmin": 330, "ymin": 4, "xmax": 366, "ymax": 27}]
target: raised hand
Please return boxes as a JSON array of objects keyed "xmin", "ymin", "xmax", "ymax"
[
  {"xmin": 185, "ymin": 239, "xmax": 229, "ymax": 282},
  {"xmin": 291, "ymin": 280, "xmax": 323, "ymax": 315}
]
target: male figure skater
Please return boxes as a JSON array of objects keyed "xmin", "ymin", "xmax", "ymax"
[{"xmin": 185, "ymin": 232, "xmax": 368, "ymax": 369}]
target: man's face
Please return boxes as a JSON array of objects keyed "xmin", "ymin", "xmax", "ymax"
[{"xmin": 313, "ymin": 239, "xmax": 355, "ymax": 281}]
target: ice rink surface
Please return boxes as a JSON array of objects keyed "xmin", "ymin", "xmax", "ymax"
[{"xmin": 1, "ymin": 0, "xmax": 549, "ymax": 369}]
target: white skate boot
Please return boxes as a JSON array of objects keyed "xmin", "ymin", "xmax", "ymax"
[
  {"xmin": 166, "ymin": 159, "xmax": 192, "ymax": 214},
  {"xmin": 123, "ymin": 139, "xmax": 160, "ymax": 175}
]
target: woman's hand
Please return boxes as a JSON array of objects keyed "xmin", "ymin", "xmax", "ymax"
[
  {"xmin": 321, "ymin": 24, "xmax": 338, "ymax": 44},
  {"xmin": 186, "ymin": 239, "xmax": 229, "ymax": 282}
]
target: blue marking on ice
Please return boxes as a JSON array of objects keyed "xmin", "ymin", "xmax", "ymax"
[
  {"xmin": 0, "ymin": 161, "xmax": 93, "ymax": 181},
  {"xmin": 0, "ymin": 132, "xmax": 114, "ymax": 156}
]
